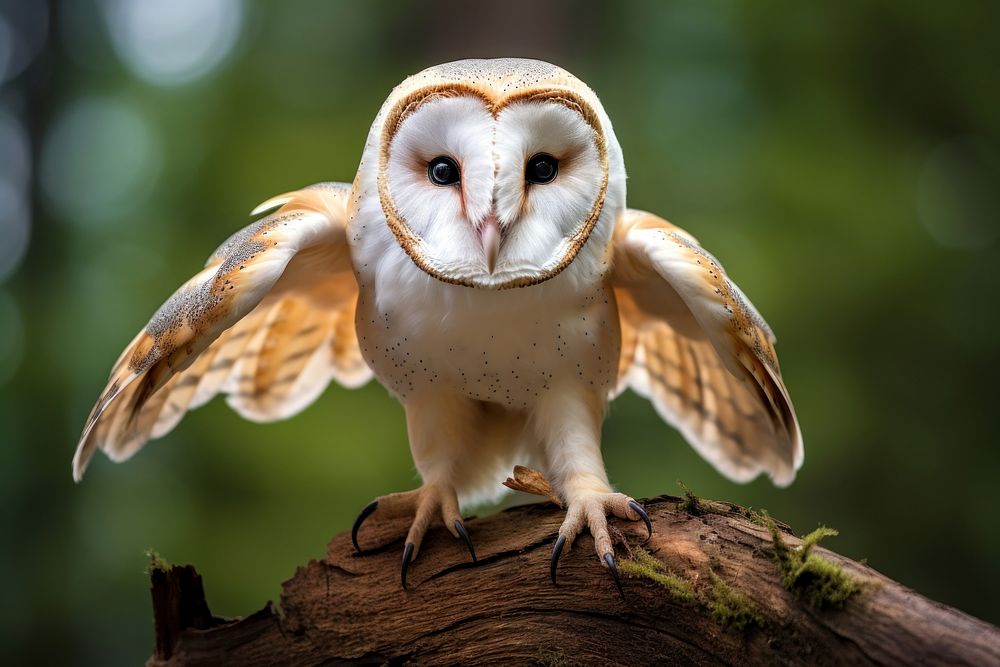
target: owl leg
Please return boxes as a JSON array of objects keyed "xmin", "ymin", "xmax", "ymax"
[
  {"xmin": 351, "ymin": 392, "xmax": 480, "ymax": 589},
  {"xmin": 351, "ymin": 483, "xmax": 476, "ymax": 588},
  {"xmin": 534, "ymin": 386, "xmax": 652, "ymax": 596},
  {"xmin": 548, "ymin": 492, "xmax": 651, "ymax": 595}
]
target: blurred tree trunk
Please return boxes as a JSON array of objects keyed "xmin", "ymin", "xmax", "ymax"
[{"xmin": 146, "ymin": 495, "xmax": 999, "ymax": 666}]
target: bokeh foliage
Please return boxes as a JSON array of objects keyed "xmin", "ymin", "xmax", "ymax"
[{"xmin": 2, "ymin": 1, "xmax": 999, "ymax": 663}]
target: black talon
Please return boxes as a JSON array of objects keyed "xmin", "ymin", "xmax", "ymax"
[
  {"xmin": 628, "ymin": 500, "xmax": 653, "ymax": 540},
  {"xmin": 454, "ymin": 520, "xmax": 477, "ymax": 562},
  {"xmin": 351, "ymin": 500, "xmax": 379, "ymax": 553},
  {"xmin": 550, "ymin": 535, "xmax": 566, "ymax": 585},
  {"xmin": 401, "ymin": 542, "xmax": 414, "ymax": 590},
  {"xmin": 604, "ymin": 552, "xmax": 625, "ymax": 599}
]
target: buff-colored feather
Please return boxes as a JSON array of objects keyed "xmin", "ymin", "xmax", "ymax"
[
  {"xmin": 611, "ymin": 209, "xmax": 803, "ymax": 486},
  {"xmin": 72, "ymin": 182, "xmax": 371, "ymax": 481}
]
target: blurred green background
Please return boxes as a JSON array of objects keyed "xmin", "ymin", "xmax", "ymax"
[{"xmin": 2, "ymin": 0, "xmax": 999, "ymax": 662}]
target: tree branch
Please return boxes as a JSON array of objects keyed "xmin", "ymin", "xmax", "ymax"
[{"xmin": 146, "ymin": 494, "xmax": 999, "ymax": 666}]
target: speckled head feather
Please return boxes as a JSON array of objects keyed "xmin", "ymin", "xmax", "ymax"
[{"xmin": 367, "ymin": 58, "xmax": 615, "ymax": 289}]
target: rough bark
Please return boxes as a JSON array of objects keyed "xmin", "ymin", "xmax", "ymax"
[{"xmin": 147, "ymin": 494, "xmax": 1000, "ymax": 666}]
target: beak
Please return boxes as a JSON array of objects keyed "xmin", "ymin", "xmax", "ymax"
[{"xmin": 479, "ymin": 213, "xmax": 501, "ymax": 274}]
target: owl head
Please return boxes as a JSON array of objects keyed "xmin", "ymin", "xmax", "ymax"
[{"xmin": 353, "ymin": 58, "xmax": 627, "ymax": 290}]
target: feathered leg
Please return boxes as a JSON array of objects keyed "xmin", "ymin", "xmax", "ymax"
[
  {"xmin": 351, "ymin": 391, "xmax": 480, "ymax": 589},
  {"xmin": 534, "ymin": 384, "xmax": 651, "ymax": 596}
]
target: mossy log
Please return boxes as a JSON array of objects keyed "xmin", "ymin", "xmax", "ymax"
[{"xmin": 146, "ymin": 494, "xmax": 999, "ymax": 666}]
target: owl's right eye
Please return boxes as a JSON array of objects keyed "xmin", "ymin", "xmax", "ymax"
[{"xmin": 428, "ymin": 156, "xmax": 461, "ymax": 186}]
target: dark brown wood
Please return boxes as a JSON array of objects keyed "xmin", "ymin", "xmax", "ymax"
[
  {"xmin": 147, "ymin": 495, "xmax": 1000, "ymax": 666},
  {"xmin": 149, "ymin": 565, "xmax": 227, "ymax": 660}
]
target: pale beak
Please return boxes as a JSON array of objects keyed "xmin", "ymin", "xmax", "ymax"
[{"xmin": 479, "ymin": 213, "xmax": 501, "ymax": 274}]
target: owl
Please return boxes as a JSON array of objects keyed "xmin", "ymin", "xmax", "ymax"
[{"xmin": 73, "ymin": 59, "xmax": 802, "ymax": 591}]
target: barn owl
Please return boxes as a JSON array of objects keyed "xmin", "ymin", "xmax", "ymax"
[{"xmin": 73, "ymin": 58, "xmax": 802, "ymax": 592}]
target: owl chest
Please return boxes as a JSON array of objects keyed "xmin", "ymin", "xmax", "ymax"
[{"xmin": 355, "ymin": 282, "xmax": 621, "ymax": 407}]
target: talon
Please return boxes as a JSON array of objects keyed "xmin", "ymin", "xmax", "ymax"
[
  {"xmin": 603, "ymin": 552, "xmax": 625, "ymax": 599},
  {"xmin": 351, "ymin": 500, "xmax": 379, "ymax": 553},
  {"xmin": 454, "ymin": 520, "xmax": 477, "ymax": 562},
  {"xmin": 550, "ymin": 534, "xmax": 566, "ymax": 585},
  {"xmin": 628, "ymin": 500, "xmax": 653, "ymax": 540},
  {"xmin": 401, "ymin": 542, "xmax": 414, "ymax": 589}
]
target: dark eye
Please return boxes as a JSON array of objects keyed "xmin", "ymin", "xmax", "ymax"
[
  {"xmin": 525, "ymin": 153, "xmax": 559, "ymax": 184},
  {"xmin": 428, "ymin": 156, "xmax": 460, "ymax": 186}
]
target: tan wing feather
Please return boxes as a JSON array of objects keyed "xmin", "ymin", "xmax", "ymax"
[
  {"xmin": 73, "ymin": 182, "xmax": 372, "ymax": 481},
  {"xmin": 227, "ymin": 294, "xmax": 344, "ymax": 421},
  {"xmin": 611, "ymin": 209, "xmax": 803, "ymax": 486}
]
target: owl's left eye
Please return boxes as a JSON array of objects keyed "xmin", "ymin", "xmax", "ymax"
[
  {"xmin": 428, "ymin": 156, "xmax": 461, "ymax": 186},
  {"xmin": 525, "ymin": 153, "xmax": 559, "ymax": 184}
]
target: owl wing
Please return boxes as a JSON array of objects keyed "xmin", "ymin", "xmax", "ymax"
[
  {"xmin": 608, "ymin": 209, "xmax": 803, "ymax": 486},
  {"xmin": 72, "ymin": 182, "xmax": 372, "ymax": 481}
]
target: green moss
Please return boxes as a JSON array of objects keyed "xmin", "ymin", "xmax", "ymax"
[
  {"xmin": 742, "ymin": 506, "xmax": 768, "ymax": 527},
  {"xmin": 764, "ymin": 515, "xmax": 862, "ymax": 608},
  {"xmin": 676, "ymin": 480, "xmax": 704, "ymax": 515},
  {"xmin": 630, "ymin": 545, "xmax": 667, "ymax": 573},
  {"xmin": 676, "ymin": 481, "xmax": 761, "ymax": 522},
  {"xmin": 536, "ymin": 649, "xmax": 569, "ymax": 667},
  {"xmin": 708, "ymin": 572, "xmax": 764, "ymax": 632},
  {"xmin": 144, "ymin": 548, "xmax": 170, "ymax": 575},
  {"xmin": 801, "ymin": 526, "xmax": 839, "ymax": 551},
  {"xmin": 793, "ymin": 553, "xmax": 862, "ymax": 607},
  {"xmin": 622, "ymin": 546, "xmax": 771, "ymax": 633},
  {"xmin": 620, "ymin": 547, "xmax": 696, "ymax": 603},
  {"xmin": 623, "ymin": 547, "xmax": 762, "ymax": 631}
]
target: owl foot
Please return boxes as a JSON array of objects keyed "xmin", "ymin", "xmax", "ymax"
[
  {"xmin": 549, "ymin": 492, "xmax": 651, "ymax": 598},
  {"xmin": 351, "ymin": 484, "xmax": 477, "ymax": 589}
]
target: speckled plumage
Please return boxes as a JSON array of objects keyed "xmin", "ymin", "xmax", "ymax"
[{"xmin": 74, "ymin": 59, "xmax": 802, "ymax": 584}]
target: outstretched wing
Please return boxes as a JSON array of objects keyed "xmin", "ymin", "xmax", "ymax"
[
  {"xmin": 609, "ymin": 209, "xmax": 803, "ymax": 486},
  {"xmin": 73, "ymin": 182, "xmax": 372, "ymax": 481}
]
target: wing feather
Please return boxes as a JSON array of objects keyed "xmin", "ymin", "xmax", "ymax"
[
  {"xmin": 228, "ymin": 296, "xmax": 337, "ymax": 421},
  {"xmin": 73, "ymin": 182, "xmax": 372, "ymax": 481},
  {"xmin": 611, "ymin": 209, "xmax": 803, "ymax": 486}
]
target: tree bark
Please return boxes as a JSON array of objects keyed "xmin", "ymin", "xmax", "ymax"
[{"xmin": 146, "ymin": 494, "xmax": 999, "ymax": 666}]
